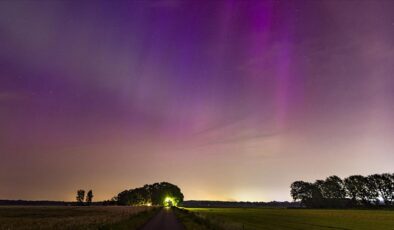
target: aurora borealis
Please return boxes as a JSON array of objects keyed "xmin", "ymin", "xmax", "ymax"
[{"xmin": 1, "ymin": 0, "xmax": 394, "ymax": 202}]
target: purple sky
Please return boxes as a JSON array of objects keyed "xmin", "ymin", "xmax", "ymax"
[{"xmin": 1, "ymin": 0, "xmax": 394, "ymax": 201}]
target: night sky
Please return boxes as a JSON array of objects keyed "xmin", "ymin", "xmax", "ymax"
[{"xmin": 1, "ymin": 0, "xmax": 394, "ymax": 202}]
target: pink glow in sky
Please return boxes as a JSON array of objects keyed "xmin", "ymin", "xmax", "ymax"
[{"xmin": 1, "ymin": 0, "xmax": 394, "ymax": 201}]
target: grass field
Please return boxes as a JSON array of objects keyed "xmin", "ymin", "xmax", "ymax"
[
  {"xmin": 0, "ymin": 206, "xmax": 157, "ymax": 230},
  {"xmin": 184, "ymin": 208, "xmax": 394, "ymax": 230}
]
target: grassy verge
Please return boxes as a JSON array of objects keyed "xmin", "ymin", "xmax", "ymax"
[
  {"xmin": 173, "ymin": 207, "xmax": 213, "ymax": 230},
  {"xmin": 175, "ymin": 207, "xmax": 244, "ymax": 230},
  {"xmin": 98, "ymin": 207, "xmax": 160, "ymax": 230}
]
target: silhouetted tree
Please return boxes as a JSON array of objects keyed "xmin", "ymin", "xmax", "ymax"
[
  {"xmin": 345, "ymin": 175, "xmax": 379, "ymax": 206},
  {"xmin": 305, "ymin": 180, "xmax": 324, "ymax": 208},
  {"xmin": 344, "ymin": 175, "xmax": 368, "ymax": 205},
  {"xmin": 290, "ymin": 181, "xmax": 313, "ymax": 205},
  {"xmin": 116, "ymin": 182, "xmax": 183, "ymax": 206},
  {"xmin": 76, "ymin": 189, "xmax": 85, "ymax": 205},
  {"xmin": 150, "ymin": 182, "xmax": 183, "ymax": 206},
  {"xmin": 314, "ymin": 176, "xmax": 349, "ymax": 208},
  {"xmin": 365, "ymin": 175, "xmax": 379, "ymax": 205},
  {"xmin": 321, "ymin": 176, "xmax": 346, "ymax": 199},
  {"xmin": 86, "ymin": 190, "xmax": 93, "ymax": 205},
  {"xmin": 383, "ymin": 173, "xmax": 393, "ymax": 205},
  {"xmin": 390, "ymin": 173, "xmax": 394, "ymax": 205},
  {"xmin": 291, "ymin": 173, "xmax": 393, "ymax": 208},
  {"xmin": 369, "ymin": 174, "xmax": 393, "ymax": 206}
]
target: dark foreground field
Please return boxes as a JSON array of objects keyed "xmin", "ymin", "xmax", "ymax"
[
  {"xmin": 182, "ymin": 208, "xmax": 394, "ymax": 230},
  {"xmin": 2, "ymin": 206, "xmax": 394, "ymax": 230},
  {"xmin": 0, "ymin": 206, "xmax": 157, "ymax": 230}
]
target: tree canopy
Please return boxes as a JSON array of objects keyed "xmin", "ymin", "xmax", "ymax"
[
  {"xmin": 116, "ymin": 182, "xmax": 184, "ymax": 206},
  {"xmin": 86, "ymin": 190, "xmax": 93, "ymax": 205},
  {"xmin": 291, "ymin": 173, "xmax": 393, "ymax": 208},
  {"xmin": 76, "ymin": 190, "xmax": 85, "ymax": 205}
]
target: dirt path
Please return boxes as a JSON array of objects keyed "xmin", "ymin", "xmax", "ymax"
[{"xmin": 139, "ymin": 208, "xmax": 185, "ymax": 230}]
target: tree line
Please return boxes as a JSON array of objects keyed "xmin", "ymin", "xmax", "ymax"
[
  {"xmin": 76, "ymin": 189, "xmax": 93, "ymax": 206},
  {"xmin": 115, "ymin": 182, "xmax": 183, "ymax": 206},
  {"xmin": 291, "ymin": 173, "xmax": 394, "ymax": 208}
]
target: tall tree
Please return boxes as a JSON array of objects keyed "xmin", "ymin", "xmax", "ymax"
[
  {"xmin": 376, "ymin": 173, "xmax": 394, "ymax": 206},
  {"xmin": 321, "ymin": 176, "xmax": 346, "ymax": 199},
  {"xmin": 76, "ymin": 189, "xmax": 85, "ymax": 205},
  {"xmin": 391, "ymin": 174, "xmax": 394, "ymax": 205},
  {"xmin": 310, "ymin": 180, "xmax": 325, "ymax": 208},
  {"xmin": 344, "ymin": 175, "xmax": 374, "ymax": 205},
  {"xmin": 365, "ymin": 175, "xmax": 379, "ymax": 204},
  {"xmin": 290, "ymin": 181, "xmax": 313, "ymax": 205},
  {"xmin": 86, "ymin": 190, "xmax": 93, "ymax": 205}
]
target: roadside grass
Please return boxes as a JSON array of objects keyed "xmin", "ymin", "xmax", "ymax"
[
  {"xmin": 173, "ymin": 207, "xmax": 214, "ymax": 230},
  {"xmin": 175, "ymin": 207, "xmax": 244, "ymax": 230},
  {"xmin": 98, "ymin": 207, "xmax": 159, "ymax": 230},
  {"xmin": 184, "ymin": 207, "xmax": 394, "ymax": 230},
  {"xmin": 0, "ymin": 206, "xmax": 159, "ymax": 230}
]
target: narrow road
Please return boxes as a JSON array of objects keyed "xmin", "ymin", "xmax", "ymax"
[{"xmin": 140, "ymin": 208, "xmax": 185, "ymax": 230}]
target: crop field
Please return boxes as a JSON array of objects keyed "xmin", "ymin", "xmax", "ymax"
[
  {"xmin": 185, "ymin": 208, "xmax": 394, "ymax": 230},
  {"xmin": 0, "ymin": 206, "xmax": 157, "ymax": 230}
]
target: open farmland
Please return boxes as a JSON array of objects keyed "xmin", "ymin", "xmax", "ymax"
[
  {"xmin": 0, "ymin": 206, "xmax": 157, "ymax": 230},
  {"xmin": 185, "ymin": 208, "xmax": 394, "ymax": 230}
]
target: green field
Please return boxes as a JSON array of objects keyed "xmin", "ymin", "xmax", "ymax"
[
  {"xmin": 0, "ymin": 206, "xmax": 157, "ymax": 230},
  {"xmin": 184, "ymin": 208, "xmax": 394, "ymax": 230}
]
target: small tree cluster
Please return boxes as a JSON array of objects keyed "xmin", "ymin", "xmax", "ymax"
[
  {"xmin": 291, "ymin": 173, "xmax": 394, "ymax": 208},
  {"xmin": 76, "ymin": 189, "xmax": 93, "ymax": 206},
  {"xmin": 116, "ymin": 182, "xmax": 183, "ymax": 206}
]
